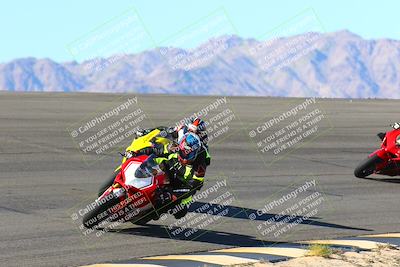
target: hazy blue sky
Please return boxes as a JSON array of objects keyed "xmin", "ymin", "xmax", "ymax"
[{"xmin": 1, "ymin": 0, "xmax": 399, "ymax": 63}]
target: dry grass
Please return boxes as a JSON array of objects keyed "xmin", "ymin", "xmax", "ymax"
[
  {"xmin": 306, "ymin": 244, "xmax": 334, "ymax": 258},
  {"xmin": 374, "ymin": 243, "xmax": 398, "ymax": 251}
]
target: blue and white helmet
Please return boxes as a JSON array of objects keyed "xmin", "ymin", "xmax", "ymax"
[{"xmin": 177, "ymin": 132, "xmax": 201, "ymax": 164}]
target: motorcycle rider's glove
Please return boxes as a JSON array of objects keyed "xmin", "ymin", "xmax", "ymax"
[
  {"xmin": 151, "ymin": 143, "xmax": 165, "ymax": 156},
  {"xmin": 167, "ymin": 142, "xmax": 179, "ymax": 153}
]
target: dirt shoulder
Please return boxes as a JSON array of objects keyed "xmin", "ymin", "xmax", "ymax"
[{"xmin": 246, "ymin": 246, "xmax": 400, "ymax": 267}]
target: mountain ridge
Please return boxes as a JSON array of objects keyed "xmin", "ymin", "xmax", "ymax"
[{"xmin": 1, "ymin": 30, "xmax": 399, "ymax": 98}]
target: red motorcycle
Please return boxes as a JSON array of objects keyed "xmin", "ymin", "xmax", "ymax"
[
  {"xmin": 79, "ymin": 155, "xmax": 188, "ymax": 228},
  {"xmin": 354, "ymin": 123, "xmax": 400, "ymax": 178}
]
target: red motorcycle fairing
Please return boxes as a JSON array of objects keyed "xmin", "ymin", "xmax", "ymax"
[
  {"xmin": 82, "ymin": 129, "xmax": 178, "ymax": 229},
  {"xmin": 99, "ymin": 154, "xmax": 168, "ymax": 222}
]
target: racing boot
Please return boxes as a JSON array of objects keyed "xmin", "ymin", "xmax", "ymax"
[{"xmin": 172, "ymin": 196, "xmax": 191, "ymax": 219}]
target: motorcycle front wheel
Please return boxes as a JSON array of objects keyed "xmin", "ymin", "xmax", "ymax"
[
  {"xmin": 82, "ymin": 194, "xmax": 120, "ymax": 229},
  {"xmin": 354, "ymin": 155, "xmax": 382, "ymax": 178},
  {"xmin": 98, "ymin": 172, "xmax": 118, "ymax": 197}
]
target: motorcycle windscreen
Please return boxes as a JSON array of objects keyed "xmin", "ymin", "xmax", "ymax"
[{"xmin": 123, "ymin": 161, "xmax": 153, "ymax": 189}]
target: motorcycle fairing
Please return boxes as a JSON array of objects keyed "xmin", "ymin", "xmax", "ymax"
[{"xmin": 123, "ymin": 160, "xmax": 154, "ymax": 189}]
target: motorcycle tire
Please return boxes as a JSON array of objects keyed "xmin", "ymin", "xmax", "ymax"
[
  {"xmin": 82, "ymin": 194, "xmax": 120, "ymax": 229},
  {"xmin": 354, "ymin": 155, "xmax": 381, "ymax": 178},
  {"xmin": 98, "ymin": 172, "xmax": 117, "ymax": 197}
]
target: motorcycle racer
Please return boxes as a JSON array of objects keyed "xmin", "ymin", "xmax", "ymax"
[
  {"xmin": 98, "ymin": 118, "xmax": 210, "ymax": 220},
  {"xmin": 133, "ymin": 117, "xmax": 210, "ymax": 178},
  {"xmin": 151, "ymin": 132, "xmax": 205, "ymax": 219},
  {"xmin": 83, "ymin": 132, "xmax": 203, "ymax": 228}
]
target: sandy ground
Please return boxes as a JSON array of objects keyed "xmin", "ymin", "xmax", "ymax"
[{"xmin": 251, "ymin": 247, "xmax": 400, "ymax": 267}]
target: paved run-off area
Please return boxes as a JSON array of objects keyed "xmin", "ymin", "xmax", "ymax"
[{"xmin": 1, "ymin": 92, "xmax": 400, "ymax": 267}]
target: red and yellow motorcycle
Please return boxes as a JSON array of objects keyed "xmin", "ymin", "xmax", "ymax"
[{"xmin": 82, "ymin": 129, "xmax": 189, "ymax": 229}]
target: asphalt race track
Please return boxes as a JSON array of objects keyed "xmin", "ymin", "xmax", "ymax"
[{"xmin": 1, "ymin": 92, "xmax": 400, "ymax": 267}]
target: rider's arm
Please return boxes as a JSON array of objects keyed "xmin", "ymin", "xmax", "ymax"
[
  {"xmin": 157, "ymin": 153, "xmax": 204, "ymax": 191},
  {"xmin": 191, "ymin": 147, "xmax": 211, "ymax": 178},
  {"xmin": 153, "ymin": 156, "xmax": 168, "ymax": 165},
  {"xmin": 135, "ymin": 143, "xmax": 167, "ymax": 157}
]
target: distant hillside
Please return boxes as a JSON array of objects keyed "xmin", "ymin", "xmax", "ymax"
[{"xmin": 1, "ymin": 30, "xmax": 399, "ymax": 98}]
